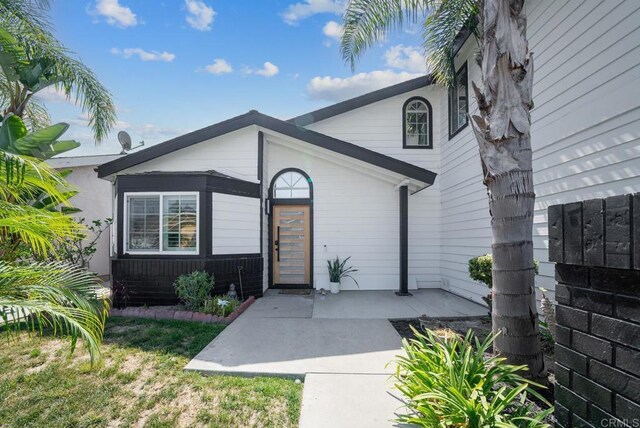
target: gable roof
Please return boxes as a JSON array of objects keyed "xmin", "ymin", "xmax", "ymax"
[
  {"xmin": 288, "ymin": 75, "xmax": 434, "ymax": 127},
  {"xmin": 96, "ymin": 110, "xmax": 437, "ymax": 185}
]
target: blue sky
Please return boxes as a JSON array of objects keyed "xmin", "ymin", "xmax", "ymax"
[{"xmin": 41, "ymin": 0, "xmax": 427, "ymax": 155}]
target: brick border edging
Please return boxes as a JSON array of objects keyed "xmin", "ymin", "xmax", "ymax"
[{"xmin": 108, "ymin": 296, "xmax": 255, "ymax": 325}]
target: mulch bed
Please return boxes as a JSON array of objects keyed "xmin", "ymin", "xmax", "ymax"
[{"xmin": 109, "ymin": 296, "xmax": 255, "ymax": 324}]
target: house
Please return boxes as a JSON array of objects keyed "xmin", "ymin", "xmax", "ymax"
[
  {"xmin": 96, "ymin": 0, "xmax": 640, "ymax": 306},
  {"xmin": 47, "ymin": 154, "xmax": 123, "ymax": 278}
]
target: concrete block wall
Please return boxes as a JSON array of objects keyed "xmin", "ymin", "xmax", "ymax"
[{"xmin": 549, "ymin": 195, "xmax": 640, "ymax": 428}]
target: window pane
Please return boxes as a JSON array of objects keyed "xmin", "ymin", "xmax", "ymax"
[
  {"xmin": 162, "ymin": 195, "xmax": 197, "ymax": 251},
  {"xmin": 405, "ymin": 99, "xmax": 430, "ymax": 147},
  {"xmin": 273, "ymin": 172, "xmax": 310, "ymax": 199},
  {"xmin": 127, "ymin": 196, "xmax": 160, "ymax": 251},
  {"xmin": 450, "ymin": 66, "xmax": 468, "ymax": 134}
]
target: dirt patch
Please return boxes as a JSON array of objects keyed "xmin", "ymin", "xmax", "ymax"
[{"xmin": 391, "ymin": 317, "xmax": 492, "ymax": 342}]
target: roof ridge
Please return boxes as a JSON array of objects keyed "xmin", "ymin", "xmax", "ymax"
[{"xmin": 288, "ymin": 74, "xmax": 433, "ymax": 127}]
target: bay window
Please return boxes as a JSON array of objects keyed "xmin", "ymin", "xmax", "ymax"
[{"xmin": 125, "ymin": 192, "xmax": 198, "ymax": 254}]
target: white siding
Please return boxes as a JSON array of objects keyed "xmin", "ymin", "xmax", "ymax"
[
  {"xmin": 438, "ymin": 0, "xmax": 640, "ymax": 304},
  {"xmin": 62, "ymin": 165, "xmax": 114, "ymax": 277},
  {"xmin": 307, "ymin": 86, "xmax": 443, "ymax": 171},
  {"xmin": 266, "ymin": 140, "xmax": 403, "ymax": 290},
  {"xmin": 212, "ymin": 193, "xmax": 261, "ymax": 255},
  {"xmin": 302, "ymin": 87, "xmax": 443, "ymax": 289},
  {"xmin": 120, "ymin": 127, "xmax": 259, "ymax": 181}
]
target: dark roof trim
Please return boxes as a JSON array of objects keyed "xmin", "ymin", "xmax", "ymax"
[
  {"xmin": 288, "ymin": 75, "xmax": 433, "ymax": 127},
  {"xmin": 97, "ymin": 111, "xmax": 436, "ymax": 185},
  {"xmin": 255, "ymin": 113, "xmax": 436, "ymax": 184}
]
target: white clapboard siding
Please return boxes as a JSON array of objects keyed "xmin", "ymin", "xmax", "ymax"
[
  {"xmin": 120, "ymin": 127, "xmax": 258, "ymax": 181},
  {"xmin": 266, "ymin": 140, "xmax": 441, "ymax": 290},
  {"xmin": 437, "ymin": 0, "xmax": 640, "ymax": 304},
  {"xmin": 306, "ymin": 86, "xmax": 443, "ymax": 172},
  {"xmin": 301, "ymin": 87, "xmax": 443, "ymax": 289},
  {"xmin": 212, "ymin": 193, "xmax": 260, "ymax": 255}
]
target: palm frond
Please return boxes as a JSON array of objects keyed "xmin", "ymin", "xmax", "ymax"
[
  {"xmin": 422, "ymin": 0, "xmax": 478, "ymax": 86},
  {"xmin": 20, "ymin": 98, "xmax": 52, "ymax": 132},
  {"xmin": 0, "ymin": 201, "xmax": 81, "ymax": 256},
  {"xmin": 341, "ymin": 0, "xmax": 429, "ymax": 71},
  {"xmin": 0, "ymin": 1, "xmax": 116, "ymax": 143},
  {"xmin": 0, "ymin": 261, "xmax": 108, "ymax": 364},
  {"xmin": 341, "ymin": 0, "xmax": 478, "ymax": 86}
]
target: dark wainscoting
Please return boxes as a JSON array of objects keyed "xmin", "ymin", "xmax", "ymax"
[{"xmin": 112, "ymin": 255, "xmax": 264, "ymax": 307}]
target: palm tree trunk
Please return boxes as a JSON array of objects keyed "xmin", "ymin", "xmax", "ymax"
[{"xmin": 470, "ymin": 0, "xmax": 544, "ymax": 377}]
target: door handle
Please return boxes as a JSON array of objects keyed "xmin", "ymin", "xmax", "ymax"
[{"xmin": 276, "ymin": 226, "xmax": 280, "ymax": 262}]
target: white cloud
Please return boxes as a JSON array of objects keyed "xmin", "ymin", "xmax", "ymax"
[
  {"xmin": 203, "ymin": 59, "xmax": 233, "ymax": 74},
  {"xmin": 92, "ymin": 0, "xmax": 137, "ymax": 27},
  {"xmin": 62, "ymin": 115, "xmax": 188, "ymax": 151},
  {"xmin": 323, "ymin": 20, "xmax": 343, "ymax": 41},
  {"xmin": 34, "ymin": 86, "xmax": 75, "ymax": 104},
  {"xmin": 185, "ymin": 0, "xmax": 216, "ymax": 31},
  {"xmin": 111, "ymin": 48, "xmax": 176, "ymax": 62},
  {"xmin": 245, "ymin": 61, "xmax": 279, "ymax": 78},
  {"xmin": 306, "ymin": 70, "xmax": 424, "ymax": 101},
  {"xmin": 281, "ymin": 0, "xmax": 346, "ymax": 25},
  {"xmin": 384, "ymin": 45, "xmax": 426, "ymax": 73}
]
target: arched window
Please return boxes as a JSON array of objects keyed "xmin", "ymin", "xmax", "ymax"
[
  {"xmin": 403, "ymin": 97, "xmax": 432, "ymax": 149},
  {"xmin": 272, "ymin": 170, "xmax": 310, "ymax": 199}
]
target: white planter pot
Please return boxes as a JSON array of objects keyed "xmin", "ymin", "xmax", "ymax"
[{"xmin": 330, "ymin": 281, "xmax": 340, "ymax": 294}]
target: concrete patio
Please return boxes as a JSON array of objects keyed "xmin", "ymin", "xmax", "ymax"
[
  {"xmin": 185, "ymin": 288, "xmax": 487, "ymax": 377},
  {"xmin": 185, "ymin": 289, "xmax": 487, "ymax": 427}
]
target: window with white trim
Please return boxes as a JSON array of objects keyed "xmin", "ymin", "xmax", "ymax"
[{"xmin": 125, "ymin": 192, "xmax": 198, "ymax": 254}]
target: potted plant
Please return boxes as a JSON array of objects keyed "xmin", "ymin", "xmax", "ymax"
[{"xmin": 327, "ymin": 256, "xmax": 359, "ymax": 294}]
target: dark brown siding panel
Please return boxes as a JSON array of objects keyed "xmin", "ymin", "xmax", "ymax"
[{"xmin": 112, "ymin": 256, "xmax": 263, "ymax": 307}]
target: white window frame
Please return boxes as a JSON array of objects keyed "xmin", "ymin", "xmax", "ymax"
[{"xmin": 124, "ymin": 191, "xmax": 200, "ymax": 255}]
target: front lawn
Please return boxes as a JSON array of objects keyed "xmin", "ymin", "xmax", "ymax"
[{"xmin": 0, "ymin": 317, "xmax": 301, "ymax": 427}]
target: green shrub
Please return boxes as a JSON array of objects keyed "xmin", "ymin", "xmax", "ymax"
[
  {"xmin": 202, "ymin": 295, "xmax": 241, "ymax": 317},
  {"xmin": 393, "ymin": 328, "xmax": 553, "ymax": 427},
  {"xmin": 173, "ymin": 271, "xmax": 214, "ymax": 311},
  {"xmin": 468, "ymin": 253, "xmax": 539, "ymax": 309}
]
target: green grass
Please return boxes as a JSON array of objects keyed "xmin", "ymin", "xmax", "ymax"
[{"xmin": 0, "ymin": 317, "xmax": 302, "ymax": 428}]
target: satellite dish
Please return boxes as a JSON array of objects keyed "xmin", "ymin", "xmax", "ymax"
[{"xmin": 117, "ymin": 130, "xmax": 144, "ymax": 154}]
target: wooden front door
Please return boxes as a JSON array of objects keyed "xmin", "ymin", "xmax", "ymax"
[{"xmin": 273, "ymin": 205, "xmax": 311, "ymax": 286}]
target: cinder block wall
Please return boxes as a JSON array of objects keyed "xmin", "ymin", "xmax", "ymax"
[{"xmin": 549, "ymin": 195, "xmax": 640, "ymax": 427}]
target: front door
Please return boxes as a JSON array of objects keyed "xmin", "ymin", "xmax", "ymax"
[{"xmin": 272, "ymin": 205, "xmax": 311, "ymax": 287}]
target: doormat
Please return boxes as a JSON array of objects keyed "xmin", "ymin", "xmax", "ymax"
[{"xmin": 279, "ymin": 289, "xmax": 313, "ymax": 296}]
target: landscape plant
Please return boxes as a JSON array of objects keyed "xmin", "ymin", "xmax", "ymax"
[
  {"xmin": 327, "ymin": 255, "xmax": 359, "ymax": 286},
  {"xmin": 342, "ymin": 0, "xmax": 545, "ymax": 375},
  {"xmin": 393, "ymin": 327, "xmax": 553, "ymax": 427},
  {"xmin": 468, "ymin": 253, "xmax": 539, "ymax": 310},
  {"xmin": 44, "ymin": 217, "xmax": 113, "ymax": 269},
  {"xmin": 0, "ymin": 116, "xmax": 108, "ymax": 363},
  {"xmin": 0, "ymin": 0, "xmax": 116, "ymax": 141},
  {"xmin": 202, "ymin": 295, "xmax": 241, "ymax": 318},
  {"xmin": 173, "ymin": 270, "xmax": 215, "ymax": 311}
]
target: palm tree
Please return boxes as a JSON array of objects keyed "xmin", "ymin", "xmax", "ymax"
[
  {"xmin": 0, "ymin": 0, "xmax": 116, "ymax": 142},
  {"xmin": 341, "ymin": 0, "xmax": 544, "ymax": 377},
  {"xmin": 0, "ymin": 115, "xmax": 108, "ymax": 363}
]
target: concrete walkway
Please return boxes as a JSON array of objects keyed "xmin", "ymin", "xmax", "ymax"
[{"xmin": 185, "ymin": 289, "xmax": 487, "ymax": 427}]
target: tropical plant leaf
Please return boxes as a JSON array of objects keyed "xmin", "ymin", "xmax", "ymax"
[
  {"xmin": 0, "ymin": 113, "xmax": 28, "ymax": 151},
  {"xmin": 0, "ymin": 261, "xmax": 108, "ymax": 364},
  {"xmin": 35, "ymin": 139, "xmax": 80, "ymax": 159},
  {"xmin": 14, "ymin": 122, "xmax": 69, "ymax": 153}
]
